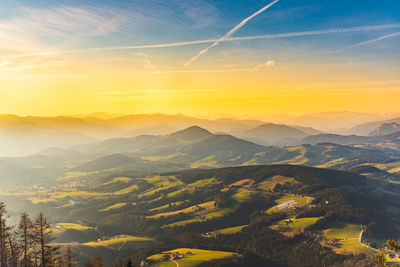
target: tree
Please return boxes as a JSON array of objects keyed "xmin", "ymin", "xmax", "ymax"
[
  {"xmin": 0, "ymin": 202, "xmax": 11, "ymax": 267},
  {"xmin": 17, "ymin": 212, "xmax": 34, "ymax": 267},
  {"xmin": 64, "ymin": 247, "xmax": 76, "ymax": 267},
  {"xmin": 85, "ymin": 256, "xmax": 107, "ymax": 267},
  {"xmin": 33, "ymin": 213, "xmax": 59, "ymax": 267},
  {"xmin": 7, "ymin": 230, "xmax": 20, "ymax": 267},
  {"xmin": 374, "ymin": 239, "xmax": 400, "ymax": 267}
]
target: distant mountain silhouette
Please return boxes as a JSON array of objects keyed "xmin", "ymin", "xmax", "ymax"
[
  {"xmin": 369, "ymin": 122, "xmax": 400, "ymax": 136},
  {"xmin": 302, "ymin": 134, "xmax": 370, "ymax": 145},
  {"xmin": 239, "ymin": 123, "xmax": 310, "ymax": 145}
]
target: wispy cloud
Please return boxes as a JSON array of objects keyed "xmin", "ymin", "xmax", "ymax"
[
  {"xmin": 19, "ymin": 6, "xmax": 130, "ymax": 38},
  {"xmin": 133, "ymin": 53, "xmax": 156, "ymax": 70},
  {"xmin": 250, "ymin": 60, "xmax": 276, "ymax": 72},
  {"xmin": 1, "ymin": 23, "xmax": 399, "ymax": 60},
  {"xmin": 0, "ymin": 5, "xmax": 136, "ymax": 55},
  {"xmin": 184, "ymin": 0, "xmax": 280, "ymax": 67},
  {"xmin": 0, "ymin": 61, "xmax": 10, "ymax": 68}
]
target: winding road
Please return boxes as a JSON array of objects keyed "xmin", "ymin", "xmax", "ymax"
[
  {"xmin": 359, "ymin": 229, "xmax": 379, "ymax": 252},
  {"xmin": 171, "ymin": 259, "xmax": 180, "ymax": 267}
]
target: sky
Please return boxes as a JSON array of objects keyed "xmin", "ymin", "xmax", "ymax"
[{"xmin": 0, "ymin": 0, "xmax": 399, "ymax": 117}]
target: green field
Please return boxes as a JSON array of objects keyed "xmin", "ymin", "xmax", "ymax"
[
  {"xmin": 266, "ymin": 194, "xmax": 313, "ymax": 214},
  {"xmin": 53, "ymin": 222, "xmax": 94, "ymax": 234},
  {"xmin": 232, "ymin": 189, "xmax": 256, "ymax": 203},
  {"xmin": 163, "ymin": 207, "xmax": 233, "ymax": 228},
  {"xmin": 147, "ymin": 248, "xmax": 239, "ymax": 267},
  {"xmin": 84, "ymin": 235, "xmax": 154, "ymax": 247},
  {"xmin": 113, "ymin": 184, "xmax": 139, "ymax": 195},
  {"xmin": 190, "ymin": 156, "xmax": 218, "ymax": 168},
  {"xmin": 188, "ymin": 178, "xmax": 218, "ymax": 188},
  {"xmin": 149, "ymin": 201, "xmax": 185, "ymax": 212},
  {"xmin": 54, "ymin": 191, "xmax": 110, "ymax": 199},
  {"xmin": 140, "ymin": 176, "xmax": 184, "ymax": 198},
  {"xmin": 29, "ymin": 197, "xmax": 57, "ymax": 204},
  {"xmin": 317, "ymin": 158, "xmax": 348, "ymax": 168},
  {"xmin": 167, "ymin": 188, "xmax": 195, "ymax": 198},
  {"xmin": 257, "ymin": 175, "xmax": 297, "ymax": 191},
  {"xmin": 273, "ymin": 146, "xmax": 308, "ymax": 165},
  {"xmin": 321, "ymin": 221, "xmax": 378, "ymax": 256},
  {"xmin": 100, "ymin": 202, "xmax": 128, "ymax": 211},
  {"xmin": 322, "ymin": 222, "xmax": 360, "ymax": 239},
  {"xmin": 148, "ymin": 201, "xmax": 215, "ymax": 219},
  {"xmin": 103, "ymin": 177, "xmax": 131, "ymax": 185},
  {"xmin": 144, "ymin": 176, "xmax": 164, "ymax": 184},
  {"xmin": 270, "ymin": 217, "xmax": 321, "ymax": 237},
  {"xmin": 214, "ymin": 225, "xmax": 248, "ymax": 235},
  {"xmin": 58, "ymin": 171, "xmax": 97, "ymax": 181}
]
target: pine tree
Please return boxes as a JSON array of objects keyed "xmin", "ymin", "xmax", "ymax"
[
  {"xmin": 64, "ymin": 247, "xmax": 76, "ymax": 267},
  {"xmin": 7, "ymin": 229, "xmax": 20, "ymax": 267},
  {"xmin": 17, "ymin": 212, "xmax": 34, "ymax": 267},
  {"xmin": 0, "ymin": 202, "xmax": 10, "ymax": 267},
  {"xmin": 85, "ymin": 256, "xmax": 107, "ymax": 267},
  {"xmin": 33, "ymin": 213, "xmax": 59, "ymax": 267}
]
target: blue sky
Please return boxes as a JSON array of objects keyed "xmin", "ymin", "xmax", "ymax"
[
  {"xmin": 1, "ymin": 0, "xmax": 399, "ymax": 54},
  {"xmin": 0, "ymin": 0, "xmax": 399, "ymax": 116}
]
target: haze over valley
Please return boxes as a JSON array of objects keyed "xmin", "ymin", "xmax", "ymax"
[{"xmin": 0, "ymin": 0, "xmax": 399, "ymax": 266}]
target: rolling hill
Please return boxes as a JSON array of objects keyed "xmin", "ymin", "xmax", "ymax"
[
  {"xmin": 369, "ymin": 122, "xmax": 400, "ymax": 136},
  {"xmin": 5, "ymin": 164, "xmax": 397, "ymax": 266},
  {"xmin": 238, "ymin": 123, "xmax": 310, "ymax": 145},
  {"xmin": 346, "ymin": 117, "xmax": 400, "ymax": 136},
  {"xmin": 1, "ymin": 125, "xmax": 396, "ymax": 184},
  {"xmin": 301, "ymin": 134, "xmax": 370, "ymax": 145}
]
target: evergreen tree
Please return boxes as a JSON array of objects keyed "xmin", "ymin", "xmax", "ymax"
[
  {"xmin": 33, "ymin": 213, "xmax": 59, "ymax": 267},
  {"xmin": 17, "ymin": 212, "xmax": 34, "ymax": 267},
  {"xmin": 64, "ymin": 247, "xmax": 76, "ymax": 267}
]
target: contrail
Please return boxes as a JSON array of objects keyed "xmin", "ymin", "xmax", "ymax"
[
  {"xmin": 1, "ymin": 24, "xmax": 400, "ymax": 60},
  {"xmin": 225, "ymin": 24, "xmax": 400, "ymax": 42},
  {"xmin": 183, "ymin": 0, "xmax": 280, "ymax": 67},
  {"xmin": 353, "ymin": 31, "xmax": 400, "ymax": 47}
]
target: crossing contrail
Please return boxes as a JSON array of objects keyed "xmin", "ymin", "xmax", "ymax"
[
  {"xmin": 183, "ymin": 0, "xmax": 280, "ymax": 67},
  {"xmin": 1, "ymin": 24, "xmax": 400, "ymax": 60}
]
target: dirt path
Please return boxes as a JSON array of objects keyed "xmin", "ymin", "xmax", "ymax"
[
  {"xmin": 171, "ymin": 259, "xmax": 180, "ymax": 267},
  {"xmin": 359, "ymin": 229, "xmax": 379, "ymax": 252}
]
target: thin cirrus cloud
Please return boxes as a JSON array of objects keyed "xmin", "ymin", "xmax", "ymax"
[
  {"xmin": 133, "ymin": 53, "xmax": 156, "ymax": 70},
  {"xmin": 249, "ymin": 60, "xmax": 276, "ymax": 72},
  {"xmin": 0, "ymin": 6, "xmax": 138, "ymax": 55},
  {"xmin": 1, "ymin": 24, "xmax": 399, "ymax": 60},
  {"xmin": 0, "ymin": 61, "xmax": 10, "ymax": 68},
  {"xmin": 183, "ymin": 0, "xmax": 280, "ymax": 67}
]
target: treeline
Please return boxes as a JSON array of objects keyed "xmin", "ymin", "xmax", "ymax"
[{"xmin": 0, "ymin": 202, "xmax": 74, "ymax": 267}]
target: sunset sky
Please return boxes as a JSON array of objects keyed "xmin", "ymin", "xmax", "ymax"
[{"xmin": 0, "ymin": 0, "xmax": 399, "ymax": 117}]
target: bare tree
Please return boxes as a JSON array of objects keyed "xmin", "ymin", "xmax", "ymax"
[
  {"xmin": 33, "ymin": 213, "xmax": 59, "ymax": 267},
  {"xmin": 64, "ymin": 247, "xmax": 76, "ymax": 267},
  {"xmin": 17, "ymin": 212, "xmax": 34, "ymax": 267},
  {"xmin": 85, "ymin": 256, "xmax": 107, "ymax": 267},
  {"xmin": 7, "ymin": 229, "xmax": 20, "ymax": 267},
  {"xmin": 0, "ymin": 202, "xmax": 11, "ymax": 267}
]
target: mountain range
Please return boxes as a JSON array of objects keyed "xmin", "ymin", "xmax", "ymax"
[{"xmin": 1, "ymin": 125, "xmax": 397, "ymax": 188}]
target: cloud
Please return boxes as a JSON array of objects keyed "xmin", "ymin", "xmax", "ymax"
[
  {"xmin": 0, "ymin": 61, "xmax": 10, "ymax": 68},
  {"xmin": 178, "ymin": 1, "xmax": 220, "ymax": 29},
  {"xmin": 0, "ymin": 5, "xmax": 137, "ymax": 57},
  {"xmin": 133, "ymin": 53, "xmax": 156, "ymax": 70},
  {"xmin": 265, "ymin": 60, "xmax": 276, "ymax": 67},
  {"xmin": 1, "ymin": 23, "xmax": 400, "ymax": 60},
  {"xmin": 250, "ymin": 60, "xmax": 276, "ymax": 72},
  {"xmin": 18, "ymin": 6, "xmax": 131, "ymax": 38},
  {"xmin": 183, "ymin": 0, "xmax": 280, "ymax": 67}
]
